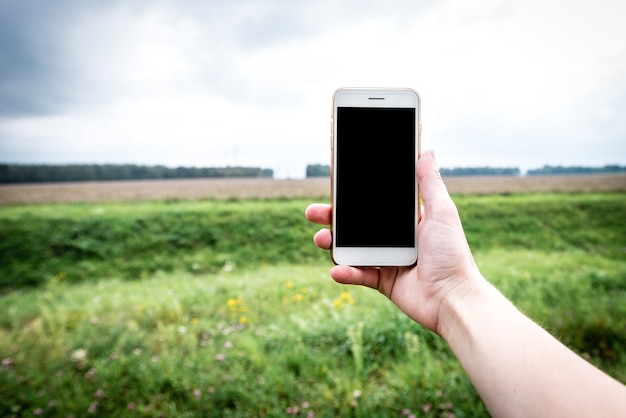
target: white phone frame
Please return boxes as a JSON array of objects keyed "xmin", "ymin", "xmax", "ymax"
[{"xmin": 331, "ymin": 87, "xmax": 421, "ymax": 267}]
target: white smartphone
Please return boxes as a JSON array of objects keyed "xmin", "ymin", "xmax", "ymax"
[{"xmin": 331, "ymin": 87, "xmax": 421, "ymax": 266}]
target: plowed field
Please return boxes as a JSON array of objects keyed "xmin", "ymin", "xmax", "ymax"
[{"xmin": 1, "ymin": 174, "xmax": 625, "ymax": 204}]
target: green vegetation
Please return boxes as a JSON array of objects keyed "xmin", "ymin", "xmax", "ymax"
[
  {"xmin": 527, "ymin": 164, "xmax": 626, "ymax": 176},
  {"xmin": 440, "ymin": 164, "xmax": 626, "ymax": 176},
  {"xmin": 455, "ymin": 194, "xmax": 626, "ymax": 257},
  {"xmin": 306, "ymin": 164, "xmax": 331, "ymax": 178},
  {"xmin": 0, "ymin": 164, "xmax": 273, "ymax": 183},
  {"xmin": 0, "ymin": 193, "xmax": 625, "ymax": 416},
  {"xmin": 1, "ymin": 194, "xmax": 624, "ymax": 291},
  {"xmin": 0, "ymin": 200, "xmax": 322, "ymax": 291},
  {"xmin": 440, "ymin": 167, "xmax": 520, "ymax": 176}
]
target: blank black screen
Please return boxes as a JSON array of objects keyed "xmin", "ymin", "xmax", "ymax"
[{"xmin": 335, "ymin": 107, "xmax": 416, "ymax": 247}]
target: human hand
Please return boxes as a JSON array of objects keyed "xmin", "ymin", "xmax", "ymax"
[{"xmin": 305, "ymin": 150, "xmax": 481, "ymax": 334}]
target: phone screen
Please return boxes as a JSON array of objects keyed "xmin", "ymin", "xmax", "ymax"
[{"xmin": 335, "ymin": 106, "xmax": 416, "ymax": 247}]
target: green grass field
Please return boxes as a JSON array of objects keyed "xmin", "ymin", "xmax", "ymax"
[{"xmin": 1, "ymin": 193, "xmax": 625, "ymax": 417}]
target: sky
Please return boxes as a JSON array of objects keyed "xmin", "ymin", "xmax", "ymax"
[{"xmin": 1, "ymin": 0, "xmax": 625, "ymax": 178}]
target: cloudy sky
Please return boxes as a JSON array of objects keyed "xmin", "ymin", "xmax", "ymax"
[{"xmin": 1, "ymin": 0, "xmax": 625, "ymax": 178}]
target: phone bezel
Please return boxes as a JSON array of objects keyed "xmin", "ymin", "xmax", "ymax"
[{"xmin": 331, "ymin": 87, "xmax": 421, "ymax": 267}]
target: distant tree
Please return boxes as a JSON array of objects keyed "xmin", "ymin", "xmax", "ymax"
[
  {"xmin": 439, "ymin": 167, "xmax": 521, "ymax": 176},
  {"xmin": 306, "ymin": 164, "xmax": 330, "ymax": 178},
  {"xmin": 527, "ymin": 165, "xmax": 626, "ymax": 176},
  {"xmin": 0, "ymin": 164, "xmax": 273, "ymax": 183}
]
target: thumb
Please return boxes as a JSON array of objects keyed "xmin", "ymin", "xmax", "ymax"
[{"xmin": 417, "ymin": 150, "xmax": 455, "ymax": 218}]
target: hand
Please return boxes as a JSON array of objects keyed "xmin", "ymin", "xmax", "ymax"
[{"xmin": 305, "ymin": 150, "xmax": 481, "ymax": 334}]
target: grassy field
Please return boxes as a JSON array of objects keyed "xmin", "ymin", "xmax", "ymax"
[{"xmin": 0, "ymin": 189, "xmax": 625, "ymax": 417}]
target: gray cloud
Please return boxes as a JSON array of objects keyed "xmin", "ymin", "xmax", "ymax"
[
  {"xmin": 0, "ymin": 1, "xmax": 85, "ymax": 115},
  {"xmin": 0, "ymin": 0, "xmax": 437, "ymax": 117}
]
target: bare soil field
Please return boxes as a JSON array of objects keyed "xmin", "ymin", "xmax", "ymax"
[{"xmin": 0, "ymin": 174, "xmax": 625, "ymax": 204}]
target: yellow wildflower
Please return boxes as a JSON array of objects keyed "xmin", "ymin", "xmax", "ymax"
[{"xmin": 333, "ymin": 291, "xmax": 355, "ymax": 308}]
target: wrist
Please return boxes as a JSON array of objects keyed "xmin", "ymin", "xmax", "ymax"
[{"xmin": 436, "ymin": 271, "xmax": 492, "ymax": 341}]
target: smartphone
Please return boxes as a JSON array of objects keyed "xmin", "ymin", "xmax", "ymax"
[{"xmin": 331, "ymin": 87, "xmax": 421, "ymax": 266}]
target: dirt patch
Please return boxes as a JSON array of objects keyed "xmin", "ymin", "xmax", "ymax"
[
  {"xmin": 442, "ymin": 174, "xmax": 626, "ymax": 195},
  {"xmin": 0, "ymin": 178, "xmax": 330, "ymax": 204},
  {"xmin": 0, "ymin": 175, "xmax": 625, "ymax": 204}
]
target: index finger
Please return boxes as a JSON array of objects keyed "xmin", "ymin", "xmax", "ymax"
[{"xmin": 305, "ymin": 203, "xmax": 331, "ymax": 226}]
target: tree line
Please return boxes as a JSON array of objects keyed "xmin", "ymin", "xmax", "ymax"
[
  {"xmin": 2, "ymin": 163, "xmax": 624, "ymax": 183},
  {"xmin": 305, "ymin": 164, "xmax": 626, "ymax": 178},
  {"xmin": 304, "ymin": 164, "xmax": 520, "ymax": 177},
  {"xmin": 526, "ymin": 165, "xmax": 626, "ymax": 176},
  {"xmin": 439, "ymin": 167, "xmax": 521, "ymax": 176},
  {"xmin": 306, "ymin": 164, "xmax": 331, "ymax": 178},
  {"xmin": 0, "ymin": 164, "xmax": 273, "ymax": 183}
]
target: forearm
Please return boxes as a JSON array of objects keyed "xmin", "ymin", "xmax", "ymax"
[{"xmin": 438, "ymin": 275, "xmax": 626, "ymax": 418}]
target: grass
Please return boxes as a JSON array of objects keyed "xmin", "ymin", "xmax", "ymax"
[
  {"xmin": 0, "ymin": 193, "xmax": 625, "ymax": 416},
  {"xmin": 1, "ymin": 194, "xmax": 625, "ymax": 291},
  {"xmin": 455, "ymin": 193, "xmax": 626, "ymax": 257},
  {"xmin": 1, "ymin": 264, "xmax": 482, "ymax": 417},
  {"xmin": 0, "ymin": 199, "xmax": 323, "ymax": 290},
  {"xmin": 476, "ymin": 249, "xmax": 626, "ymax": 378}
]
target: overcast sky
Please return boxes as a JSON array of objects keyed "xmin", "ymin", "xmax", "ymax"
[{"xmin": 1, "ymin": 0, "xmax": 625, "ymax": 178}]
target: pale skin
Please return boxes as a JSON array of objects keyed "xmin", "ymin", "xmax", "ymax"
[{"xmin": 305, "ymin": 150, "xmax": 626, "ymax": 417}]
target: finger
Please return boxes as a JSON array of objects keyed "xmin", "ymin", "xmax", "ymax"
[
  {"xmin": 330, "ymin": 265, "xmax": 379, "ymax": 290},
  {"xmin": 305, "ymin": 203, "xmax": 331, "ymax": 226},
  {"xmin": 417, "ymin": 150, "xmax": 456, "ymax": 219},
  {"xmin": 313, "ymin": 228, "xmax": 332, "ymax": 250}
]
